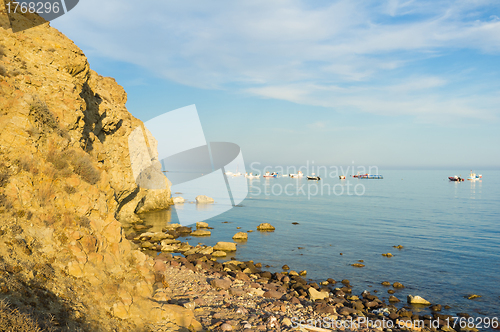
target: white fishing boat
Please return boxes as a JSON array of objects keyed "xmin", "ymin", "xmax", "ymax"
[
  {"xmin": 467, "ymin": 171, "xmax": 482, "ymax": 181},
  {"xmin": 245, "ymin": 173, "xmax": 260, "ymax": 179}
]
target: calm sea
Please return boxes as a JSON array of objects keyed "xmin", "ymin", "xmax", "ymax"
[{"xmin": 141, "ymin": 170, "xmax": 500, "ymax": 322}]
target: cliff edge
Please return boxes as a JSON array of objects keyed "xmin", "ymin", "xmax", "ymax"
[{"xmin": 0, "ymin": 2, "xmax": 198, "ymax": 331}]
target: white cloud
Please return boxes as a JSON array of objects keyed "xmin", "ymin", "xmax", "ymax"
[{"xmin": 52, "ymin": 0, "xmax": 500, "ymax": 121}]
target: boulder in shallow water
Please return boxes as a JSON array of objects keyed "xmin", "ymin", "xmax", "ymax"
[
  {"xmin": 172, "ymin": 197, "xmax": 185, "ymax": 204},
  {"xmin": 213, "ymin": 241, "xmax": 237, "ymax": 251},
  {"xmin": 232, "ymin": 232, "xmax": 248, "ymax": 240},
  {"xmin": 257, "ymin": 223, "xmax": 275, "ymax": 231},
  {"xmin": 407, "ymin": 295, "xmax": 431, "ymax": 305},
  {"xmin": 211, "ymin": 251, "xmax": 227, "ymax": 257},
  {"xmin": 191, "ymin": 229, "xmax": 211, "ymax": 236},
  {"xmin": 196, "ymin": 221, "xmax": 209, "ymax": 228},
  {"xmin": 196, "ymin": 195, "xmax": 214, "ymax": 203}
]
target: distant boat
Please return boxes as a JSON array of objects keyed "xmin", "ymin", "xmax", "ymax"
[
  {"xmin": 307, "ymin": 173, "xmax": 321, "ymax": 181},
  {"xmin": 467, "ymin": 171, "xmax": 482, "ymax": 181},
  {"xmin": 353, "ymin": 173, "xmax": 383, "ymax": 179},
  {"xmin": 290, "ymin": 171, "xmax": 304, "ymax": 178},
  {"xmin": 245, "ymin": 173, "xmax": 260, "ymax": 179},
  {"xmin": 358, "ymin": 174, "xmax": 383, "ymax": 179},
  {"xmin": 449, "ymin": 176, "xmax": 464, "ymax": 182},
  {"xmin": 282, "ymin": 174, "xmax": 289, "ymax": 177},
  {"xmin": 263, "ymin": 172, "xmax": 278, "ymax": 178},
  {"xmin": 339, "ymin": 175, "xmax": 346, "ymax": 179}
]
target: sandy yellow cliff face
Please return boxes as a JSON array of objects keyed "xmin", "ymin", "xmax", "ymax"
[{"xmin": 0, "ymin": 3, "xmax": 197, "ymax": 331}]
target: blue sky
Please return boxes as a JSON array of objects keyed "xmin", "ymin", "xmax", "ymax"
[{"xmin": 52, "ymin": 0, "xmax": 500, "ymax": 169}]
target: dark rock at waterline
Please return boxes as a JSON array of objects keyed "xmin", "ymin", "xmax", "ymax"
[
  {"xmin": 176, "ymin": 226, "xmax": 192, "ymax": 234},
  {"xmin": 430, "ymin": 304, "xmax": 442, "ymax": 311},
  {"xmin": 388, "ymin": 289, "xmax": 395, "ymax": 294},
  {"xmin": 457, "ymin": 313, "xmax": 471, "ymax": 318},
  {"xmin": 381, "ymin": 281, "xmax": 391, "ymax": 286},
  {"xmin": 389, "ymin": 295, "xmax": 400, "ymax": 302},
  {"xmin": 282, "ymin": 264, "xmax": 290, "ymax": 270},
  {"xmin": 292, "ymin": 222, "xmax": 299, "ymax": 225},
  {"xmin": 393, "ymin": 282, "xmax": 404, "ymax": 288},
  {"xmin": 327, "ymin": 278, "xmax": 336, "ymax": 284},
  {"xmin": 341, "ymin": 279, "xmax": 350, "ymax": 285}
]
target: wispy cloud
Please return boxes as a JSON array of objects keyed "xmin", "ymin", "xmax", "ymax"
[{"xmin": 53, "ymin": 0, "xmax": 500, "ymax": 122}]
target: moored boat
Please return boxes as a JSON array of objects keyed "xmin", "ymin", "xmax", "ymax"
[
  {"xmin": 339, "ymin": 175, "xmax": 346, "ymax": 179},
  {"xmin": 449, "ymin": 176, "xmax": 464, "ymax": 182},
  {"xmin": 358, "ymin": 174, "xmax": 383, "ymax": 179},
  {"xmin": 307, "ymin": 173, "xmax": 321, "ymax": 180},
  {"xmin": 467, "ymin": 171, "xmax": 482, "ymax": 181},
  {"xmin": 263, "ymin": 172, "xmax": 278, "ymax": 178}
]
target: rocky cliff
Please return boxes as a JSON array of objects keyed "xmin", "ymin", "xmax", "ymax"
[{"xmin": 0, "ymin": 2, "xmax": 199, "ymax": 331}]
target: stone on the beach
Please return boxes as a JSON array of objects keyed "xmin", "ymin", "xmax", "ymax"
[
  {"xmin": 407, "ymin": 295, "xmax": 431, "ymax": 305},
  {"xmin": 381, "ymin": 281, "xmax": 391, "ymax": 286},
  {"xmin": 196, "ymin": 195, "xmax": 214, "ymax": 203},
  {"xmin": 288, "ymin": 270, "xmax": 299, "ymax": 276},
  {"xmin": 229, "ymin": 288, "xmax": 245, "ymax": 296},
  {"xmin": 309, "ymin": 287, "xmax": 329, "ymax": 301},
  {"xmin": 172, "ymin": 197, "xmax": 185, "ymax": 204},
  {"xmin": 213, "ymin": 241, "xmax": 237, "ymax": 251},
  {"xmin": 211, "ymin": 251, "xmax": 227, "ymax": 257},
  {"xmin": 393, "ymin": 282, "xmax": 405, "ymax": 288},
  {"xmin": 139, "ymin": 232, "xmax": 169, "ymax": 242},
  {"xmin": 232, "ymin": 232, "xmax": 248, "ymax": 240},
  {"xmin": 388, "ymin": 289, "xmax": 395, "ymax": 294},
  {"xmin": 210, "ymin": 278, "xmax": 231, "ymax": 290},
  {"xmin": 220, "ymin": 323, "xmax": 233, "ymax": 331},
  {"xmin": 256, "ymin": 223, "xmax": 275, "ymax": 231},
  {"xmin": 263, "ymin": 290, "xmax": 284, "ymax": 299},
  {"xmin": 393, "ymin": 245, "xmax": 404, "ymax": 249},
  {"xmin": 196, "ymin": 221, "xmax": 209, "ymax": 228},
  {"xmin": 351, "ymin": 263, "xmax": 365, "ymax": 267},
  {"xmin": 282, "ymin": 264, "xmax": 290, "ymax": 270},
  {"xmin": 250, "ymin": 288, "xmax": 265, "ymax": 296},
  {"xmin": 281, "ymin": 318, "xmax": 292, "ymax": 327},
  {"xmin": 191, "ymin": 229, "xmax": 211, "ymax": 236},
  {"xmin": 382, "ymin": 253, "xmax": 393, "ymax": 257},
  {"xmin": 160, "ymin": 244, "xmax": 177, "ymax": 252},
  {"xmin": 247, "ymin": 230, "xmax": 253, "ymax": 233},
  {"xmin": 299, "ymin": 270, "xmax": 307, "ymax": 276},
  {"xmin": 198, "ymin": 246, "xmax": 213, "ymax": 255}
]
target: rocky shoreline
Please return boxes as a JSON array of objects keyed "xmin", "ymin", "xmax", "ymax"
[{"xmin": 129, "ymin": 221, "xmax": 480, "ymax": 332}]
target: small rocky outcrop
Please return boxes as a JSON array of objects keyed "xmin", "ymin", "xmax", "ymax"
[
  {"xmin": 196, "ymin": 195, "xmax": 214, "ymax": 203},
  {"xmin": 407, "ymin": 295, "xmax": 431, "ymax": 305},
  {"xmin": 256, "ymin": 223, "xmax": 275, "ymax": 231},
  {"xmin": 213, "ymin": 242, "xmax": 237, "ymax": 251},
  {"xmin": 232, "ymin": 232, "xmax": 248, "ymax": 240}
]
